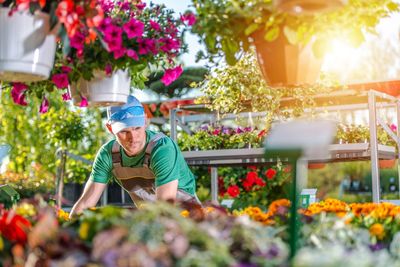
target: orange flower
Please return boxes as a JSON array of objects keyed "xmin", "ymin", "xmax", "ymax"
[{"xmin": 369, "ymin": 223, "xmax": 385, "ymax": 240}]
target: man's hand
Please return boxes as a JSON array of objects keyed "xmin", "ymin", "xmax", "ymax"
[{"xmin": 69, "ymin": 180, "xmax": 107, "ymax": 219}]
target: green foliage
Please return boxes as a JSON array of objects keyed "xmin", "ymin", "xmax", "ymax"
[
  {"xmin": 195, "ymin": 53, "xmax": 335, "ymax": 127},
  {"xmin": 191, "ymin": 0, "xmax": 399, "ymax": 64},
  {"xmin": 0, "ymin": 87, "xmax": 107, "ymax": 186},
  {"xmin": 177, "ymin": 125, "xmax": 266, "ymax": 151}
]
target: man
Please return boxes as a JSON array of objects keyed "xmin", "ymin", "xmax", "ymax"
[{"xmin": 69, "ymin": 95, "xmax": 199, "ymax": 217}]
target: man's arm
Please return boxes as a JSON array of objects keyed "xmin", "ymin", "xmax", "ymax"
[
  {"xmin": 69, "ymin": 180, "xmax": 107, "ymax": 218},
  {"xmin": 156, "ymin": 179, "xmax": 178, "ymax": 201}
]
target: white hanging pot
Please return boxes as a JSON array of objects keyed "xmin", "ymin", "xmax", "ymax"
[
  {"xmin": 273, "ymin": 0, "xmax": 347, "ymax": 15},
  {"xmin": 0, "ymin": 8, "xmax": 56, "ymax": 82},
  {"xmin": 69, "ymin": 69, "xmax": 131, "ymax": 107}
]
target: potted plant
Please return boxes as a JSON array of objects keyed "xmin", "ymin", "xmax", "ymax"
[
  {"xmin": 65, "ymin": 0, "xmax": 194, "ymax": 107},
  {"xmin": 0, "ymin": 0, "xmax": 59, "ymax": 82},
  {"xmin": 191, "ymin": 0, "xmax": 398, "ymax": 86}
]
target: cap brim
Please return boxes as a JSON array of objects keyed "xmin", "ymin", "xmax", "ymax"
[{"xmin": 111, "ymin": 117, "xmax": 145, "ymax": 134}]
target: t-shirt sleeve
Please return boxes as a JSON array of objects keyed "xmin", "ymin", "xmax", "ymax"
[
  {"xmin": 150, "ymin": 138, "xmax": 180, "ymax": 187},
  {"xmin": 89, "ymin": 144, "xmax": 113, "ymax": 184}
]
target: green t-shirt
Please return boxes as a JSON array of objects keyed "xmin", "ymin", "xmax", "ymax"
[{"xmin": 90, "ymin": 130, "xmax": 196, "ymax": 195}]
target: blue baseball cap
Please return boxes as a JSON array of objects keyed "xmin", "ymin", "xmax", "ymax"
[{"xmin": 107, "ymin": 95, "xmax": 146, "ymax": 134}]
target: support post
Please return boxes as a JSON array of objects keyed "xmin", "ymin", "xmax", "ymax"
[
  {"xmin": 210, "ymin": 167, "xmax": 218, "ymax": 204},
  {"xmin": 170, "ymin": 108, "xmax": 178, "ymax": 141},
  {"xmin": 368, "ymin": 90, "xmax": 380, "ymax": 203},
  {"xmin": 55, "ymin": 149, "xmax": 67, "ymax": 208}
]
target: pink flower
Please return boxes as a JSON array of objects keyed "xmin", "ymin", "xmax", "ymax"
[
  {"xmin": 136, "ymin": 2, "xmax": 146, "ymax": 10},
  {"xmin": 138, "ymin": 38, "xmax": 157, "ymax": 55},
  {"xmin": 390, "ymin": 124, "xmax": 397, "ymax": 132},
  {"xmin": 160, "ymin": 37, "xmax": 180, "ymax": 53},
  {"xmin": 105, "ymin": 63, "xmax": 113, "ymax": 75},
  {"xmin": 113, "ymin": 47, "xmax": 126, "ymax": 59},
  {"xmin": 61, "ymin": 66, "xmax": 72, "ymax": 73},
  {"xmin": 180, "ymin": 12, "xmax": 196, "ymax": 26},
  {"xmin": 70, "ymin": 31, "xmax": 85, "ymax": 51},
  {"xmin": 62, "ymin": 92, "xmax": 71, "ymax": 101},
  {"xmin": 161, "ymin": 66, "xmax": 183, "ymax": 86},
  {"xmin": 51, "ymin": 73, "xmax": 69, "ymax": 89},
  {"xmin": 126, "ymin": 49, "xmax": 139, "ymax": 60},
  {"xmin": 149, "ymin": 20, "xmax": 161, "ymax": 31},
  {"xmin": 105, "ymin": 37, "xmax": 123, "ymax": 52},
  {"xmin": 104, "ymin": 24, "xmax": 123, "ymax": 41},
  {"xmin": 79, "ymin": 96, "xmax": 88, "ymax": 107},
  {"xmin": 11, "ymin": 83, "xmax": 28, "ymax": 106},
  {"xmin": 123, "ymin": 18, "xmax": 144, "ymax": 39},
  {"xmin": 39, "ymin": 96, "xmax": 49, "ymax": 114}
]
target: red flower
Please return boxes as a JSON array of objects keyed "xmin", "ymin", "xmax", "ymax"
[
  {"xmin": 255, "ymin": 177, "xmax": 266, "ymax": 187},
  {"xmin": 248, "ymin": 165, "xmax": 257, "ymax": 171},
  {"xmin": 227, "ymin": 185, "xmax": 240, "ymax": 198},
  {"xmin": 0, "ymin": 211, "xmax": 31, "ymax": 245},
  {"xmin": 246, "ymin": 171, "xmax": 258, "ymax": 183},
  {"xmin": 265, "ymin": 168, "xmax": 277, "ymax": 180}
]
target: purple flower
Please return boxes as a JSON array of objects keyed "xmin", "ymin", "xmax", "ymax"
[
  {"xmin": 369, "ymin": 243, "xmax": 387, "ymax": 252},
  {"xmin": 136, "ymin": 2, "xmax": 146, "ymax": 10},
  {"xmin": 243, "ymin": 126, "xmax": 252, "ymax": 132},
  {"xmin": 180, "ymin": 12, "xmax": 196, "ymax": 26},
  {"xmin": 161, "ymin": 66, "xmax": 183, "ymax": 86},
  {"xmin": 236, "ymin": 127, "xmax": 243, "ymax": 134},
  {"xmin": 11, "ymin": 82, "xmax": 28, "ymax": 106},
  {"xmin": 123, "ymin": 18, "xmax": 144, "ymax": 39},
  {"xmin": 79, "ymin": 96, "xmax": 88, "ymax": 107},
  {"xmin": 200, "ymin": 125, "xmax": 209, "ymax": 131},
  {"xmin": 51, "ymin": 73, "xmax": 69, "ymax": 89},
  {"xmin": 62, "ymin": 92, "xmax": 71, "ymax": 101},
  {"xmin": 39, "ymin": 96, "xmax": 49, "ymax": 114}
]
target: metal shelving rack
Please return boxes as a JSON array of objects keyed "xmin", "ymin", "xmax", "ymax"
[{"xmin": 170, "ymin": 89, "xmax": 400, "ymax": 204}]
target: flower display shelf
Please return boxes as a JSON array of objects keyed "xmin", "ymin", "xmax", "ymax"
[
  {"xmin": 171, "ymin": 88, "xmax": 400, "ymax": 203},
  {"xmin": 182, "ymin": 143, "xmax": 396, "ymax": 167}
]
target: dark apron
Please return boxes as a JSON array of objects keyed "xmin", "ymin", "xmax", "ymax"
[{"xmin": 111, "ymin": 133, "xmax": 201, "ymax": 207}]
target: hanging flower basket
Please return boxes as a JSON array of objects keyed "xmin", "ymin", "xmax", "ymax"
[
  {"xmin": 252, "ymin": 30, "xmax": 323, "ymax": 86},
  {"xmin": 0, "ymin": 8, "xmax": 56, "ymax": 82},
  {"xmin": 273, "ymin": 0, "xmax": 347, "ymax": 14},
  {"xmin": 69, "ymin": 69, "xmax": 131, "ymax": 107}
]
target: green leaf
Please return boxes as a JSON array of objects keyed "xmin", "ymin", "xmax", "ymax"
[
  {"xmin": 263, "ymin": 26, "xmax": 280, "ymax": 42},
  {"xmin": 244, "ymin": 23, "xmax": 259, "ymax": 36}
]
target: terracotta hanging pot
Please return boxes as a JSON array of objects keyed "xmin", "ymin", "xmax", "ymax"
[
  {"xmin": 252, "ymin": 30, "xmax": 323, "ymax": 87},
  {"xmin": 378, "ymin": 159, "xmax": 396, "ymax": 169},
  {"xmin": 69, "ymin": 69, "xmax": 131, "ymax": 107},
  {"xmin": 308, "ymin": 163, "xmax": 326, "ymax": 170},
  {"xmin": 0, "ymin": 8, "xmax": 56, "ymax": 82},
  {"xmin": 273, "ymin": 0, "xmax": 347, "ymax": 15}
]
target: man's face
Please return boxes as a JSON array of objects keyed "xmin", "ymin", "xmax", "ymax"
[{"xmin": 116, "ymin": 126, "xmax": 146, "ymax": 156}]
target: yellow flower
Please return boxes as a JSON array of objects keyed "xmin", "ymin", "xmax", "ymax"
[
  {"xmin": 79, "ymin": 222, "xmax": 90, "ymax": 240},
  {"xmin": 369, "ymin": 223, "xmax": 386, "ymax": 240},
  {"xmin": 180, "ymin": 210, "xmax": 189, "ymax": 218},
  {"xmin": 15, "ymin": 203, "xmax": 36, "ymax": 217},
  {"xmin": 58, "ymin": 209, "xmax": 70, "ymax": 221}
]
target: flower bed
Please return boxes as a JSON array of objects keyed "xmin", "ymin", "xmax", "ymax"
[{"xmin": 1, "ymin": 197, "xmax": 400, "ymax": 266}]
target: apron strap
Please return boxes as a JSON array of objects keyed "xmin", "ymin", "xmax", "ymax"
[
  {"xmin": 111, "ymin": 140, "xmax": 122, "ymax": 168},
  {"xmin": 143, "ymin": 133, "xmax": 166, "ymax": 167}
]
